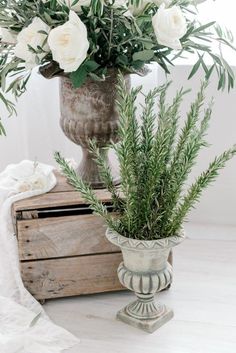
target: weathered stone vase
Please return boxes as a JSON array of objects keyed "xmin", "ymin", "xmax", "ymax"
[
  {"xmin": 59, "ymin": 70, "xmax": 131, "ymax": 189},
  {"xmin": 106, "ymin": 228, "xmax": 185, "ymax": 333}
]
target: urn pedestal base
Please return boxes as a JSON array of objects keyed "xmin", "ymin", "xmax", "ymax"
[
  {"xmin": 117, "ymin": 304, "xmax": 174, "ymax": 333},
  {"xmin": 76, "ymin": 148, "xmax": 120, "ymax": 189},
  {"xmin": 105, "ymin": 229, "xmax": 186, "ymax": 334}
]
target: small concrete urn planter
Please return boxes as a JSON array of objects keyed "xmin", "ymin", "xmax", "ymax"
[
  {"xmin": 59, "ymin": 70, "xmax": 131, "ymax": 189},
  {"xmin": 106, "ymin": 228, "xmax": 185, "ymax": 333}
]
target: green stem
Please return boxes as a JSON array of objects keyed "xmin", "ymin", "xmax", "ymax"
[{"xmin": 108, "ymin": 9, "xmax": 114, "ymax": 61}]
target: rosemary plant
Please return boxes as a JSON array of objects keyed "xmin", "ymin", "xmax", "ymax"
[{"xmin": 55, "ymin": 75, "xmax": 236, "ymax": 240}]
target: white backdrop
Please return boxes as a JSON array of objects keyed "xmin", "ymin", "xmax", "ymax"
[{"xmin": 0, "ymin": 0, "xmax": 236, "ymax": 226}]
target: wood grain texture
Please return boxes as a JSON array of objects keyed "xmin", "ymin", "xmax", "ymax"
[
  {"xmin": 17, "ymin": 215, "xmax": 119, "ymax": 260},
  {"xmin": 13, "ymin": 189, "xmax": 113, "ymax": 212},
  {"xmin": 12, "ymin": 171, "xmax": 123, "ymax": 213},
  {"xmin": 50, "ymin": 171, "xmax": 76, "ymax": 193},
  {"xmin": 21, "ymin": 253, "xmax": 124, "ymax": 300}
]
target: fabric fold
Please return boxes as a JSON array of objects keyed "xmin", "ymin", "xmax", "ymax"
[{"xmin": 0, "ymin": 160, "xmax": 79, "ymax": 353}]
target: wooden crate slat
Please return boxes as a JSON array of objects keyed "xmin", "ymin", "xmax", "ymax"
[
  {"xmin": 13, "ymin": 189, "xmax": 113, "ymax": 212},
  {"xmin": 17, "ymin": 215, "xmax": 119, "ymax": 261},
  {"xmin": 21, "ymin": 253, "xmax": 124, "ymax": 300},
  {"xmin": 50, "ymin": 171, "xmax": 75, "ymax": 193}
]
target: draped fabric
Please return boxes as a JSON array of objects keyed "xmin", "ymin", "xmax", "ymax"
[{"xmin": 0, "ymin": 161, "xmax": 79, "ymax": 353}]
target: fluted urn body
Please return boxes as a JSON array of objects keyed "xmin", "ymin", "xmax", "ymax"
[
  {"xmin": 59, "ymin": 70, "xmax": 131, "ymax": 188},
  {"xmin": 106, "ymin": 228, "xmax": 185, "ymax": 333}
]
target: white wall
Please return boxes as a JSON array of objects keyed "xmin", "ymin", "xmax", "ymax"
[
  {"xmin": 162, "ymin": 66, "xmax": 236, "ymax": 226},
  {"xmin": 0, "ymin": 73, "xmax": 80, "ymax": 169}
]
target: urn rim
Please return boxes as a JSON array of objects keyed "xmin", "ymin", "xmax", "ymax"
[{"xmin": 105, "ymin": 228, "xmax": 185, "ymax": 251}]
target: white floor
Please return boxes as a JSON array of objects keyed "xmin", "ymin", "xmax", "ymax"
[{"xmin": 44, "ymin": 223, "xmax": 236, "ymax": 353}]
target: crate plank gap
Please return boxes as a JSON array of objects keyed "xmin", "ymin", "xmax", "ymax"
[{"xmin": 12, "ymin": 171, "xmax": 172, "ymax": 302}]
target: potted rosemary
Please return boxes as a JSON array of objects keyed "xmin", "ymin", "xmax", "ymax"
[{"xmin": 56, "ymin": 75, "xmax": 236, "ymax": 333}]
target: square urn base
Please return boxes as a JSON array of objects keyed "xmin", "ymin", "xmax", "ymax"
[{"xmin": 117, "ymin": 305, "xmax": 174, "ymax": 333}]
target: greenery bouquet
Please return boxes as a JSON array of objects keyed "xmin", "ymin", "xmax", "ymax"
[{"xmin": 0, "ymin": 0, "xmax": 235, "ymax": 135}]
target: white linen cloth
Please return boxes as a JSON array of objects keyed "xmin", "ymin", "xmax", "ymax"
[{"xmin": 0, "ymin": 160, "xmax": 79, "ymax": 353}]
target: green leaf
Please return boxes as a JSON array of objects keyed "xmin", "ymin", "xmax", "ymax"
[
  {"xmin": 188, "ymin": 57, "xmax": 201, "ymax": 80},
  {"xmin": 227, "ymin": 72, "xmax": 234, "ymax": 91},
  {"xmin": 72, "ymin": 0, "xmax": 80, "ymax": 7},
  {"xmin": 221, "ymin": 57, "xmax": 235, "ymax": 80},
  {"xmin": 133, "ymin": 50, "xmax": 154, "ymax": 62},
  {"xmin": 43, "ymin": 12, "xmax": 53, "ymax": 25},
  {"xmin": 132, "ymin": 60, "xmax": 145, "ymax": 70},
  {"xmin": 0, "ymin": 120, "xmax": 6, "ymax": 136},
  {"xmin": 143, "ymin": 41, "xmax": 154, "ymax": 50},
  {"xmin": 70, "ymin": 60, "xmax": 100, "ymax": 88},
  {"xmin": 192, "ymin": 21, "xmax": 215, "ymax": 34},
  {"xmin": 84, "ymin": 60, "xmax": 100, "ymax": 72},
  {"xmin": 70, "ymin": 66, "xmax": 88, "ymax": 88},
  {"xmin": 88, "ymin": 72, "xmax": 105, "ymax": 81},
  {"xmin": 37, "ymin": 30, "xmax": 49, "ymax": 35},
  {"xmin": 218, "ymin": 70, "xmax": 226, "ymax": 90},
  {"xmin": 210, "ymin": 53, "xmax": 222, "ymax": 66},
  {"xmin": 198, "ymin": 54, "xmax": 208, "ymax": 74},
  {"xmin": 205, "ymin": 64, "xmax": 215, "ymax": 80},
  {"xmin": 116, "ymin": 54, "xmax": 128, "ymax": 66}
]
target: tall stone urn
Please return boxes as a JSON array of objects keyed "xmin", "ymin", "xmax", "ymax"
[
  {"xmin": 59, "ymin": 70, "xmax": 131, "ymax": 189},
  {"xmin": 106, "ymin": 228, "xmax": 185, "ymax": 333}
]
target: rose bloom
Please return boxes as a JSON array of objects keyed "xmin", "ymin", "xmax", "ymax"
[
  {"xmin": 48, "ymin": 11, "xmax": 89, "ymax": 73},
  {"xmin": 15, "ymin": 18, "xmax": 50, "ymax": 69},
  {"xmin": 0, "ymin": 28, "xmax": 17, "ymax": 44},
  {"xmin": 152, "ymin": 4, "xmax": 187, "ymax": 50},
  {"xmin": 57, "ymin": 0, "xmax": 91, "ymax": 12},
  {"xmin": 16, "ymin": 173, "xmax": 49, "ymax": 193}
]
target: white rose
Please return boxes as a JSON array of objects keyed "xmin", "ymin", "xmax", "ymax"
[
  {"xmin": 0, "ymin": 28, "xmax": 17, "ymax": 44},
  {"xmin": 16, "ymin": 173, "xmax": 49, "ymax": 193},
  {"xmin": 57, "ymin": 0, "xmax": 90, "ymax": 12},
  {"xmin": 28, "ymin": 173, "xmax": 49, "ymax": 190},
  {"xmin": 16, "ymin": 180, "xmax": 32, "ymax": 193},
  {"xmin": 48, "ymin": 11, "xmax": 89, "ymax": 73},
  {"xmin": 15, "ymin": 17, "xmax": 50, "ymax": 69},
  {"xmin": 152, "ymin": 5, "xmax": 187, "ymax": 50}
]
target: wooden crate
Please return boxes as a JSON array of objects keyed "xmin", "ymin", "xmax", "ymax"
[
  {"xmin": 12, "ymin": 172, "xmax": 124, "ymax": 301},
  {"xmin": 12, "ymin": 172, "xmax": 173, "ymax": 301}
]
